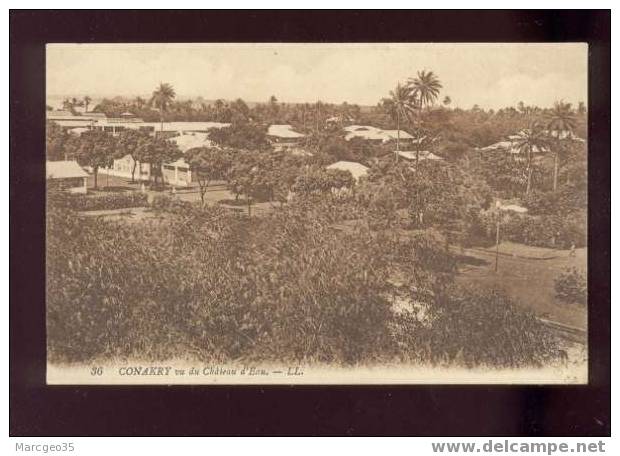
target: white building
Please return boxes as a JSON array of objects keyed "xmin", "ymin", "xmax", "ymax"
[
  {"xmin": 46, "ymin": 160, "xmax": 89, "ymax": 194},
  {"xmin": 326, "ymin": 160, "xmax": 369, "ymax": 181},
  {"xmin": 344, "ymin": 125, "xmax": 414, "ymax": 144}
]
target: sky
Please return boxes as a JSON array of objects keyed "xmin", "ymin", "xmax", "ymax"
[{"xmin": 46, "ymin": 43, "xmax": 587, "ymax": 110}]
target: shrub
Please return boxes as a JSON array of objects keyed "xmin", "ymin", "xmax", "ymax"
[
  {"xmin": 52, "ymin": 191, "xmax": 148, "ymax": 212},
  {"xmin": 394, "ymin": 285, "xmax": 562, "ymax": 367},
  {"xmin": 554, "ymin": 268, "xmax": 587, "ymax": 306}
]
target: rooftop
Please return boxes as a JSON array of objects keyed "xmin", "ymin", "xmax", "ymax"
[
  {"xmin": 268, "ymin": 124, "xmax": 305, "ymax": 139},
  {"xmin": 326, "ymin": 160, "xmax": 369, "ymax": 180},
  {"xmin": 46, "ymin": 160, "xmax": 89, "ymax": 180},
  {"xmin": 396, "ymin": 150, "xmax": 444, "ymax": 161},
  {"xmin": 344, "ymin": 125, "xmax": 413, "ymax": 142},
  {"xmin": 170, "ymin": 132, "xmax": 217, "ymax": 152}
]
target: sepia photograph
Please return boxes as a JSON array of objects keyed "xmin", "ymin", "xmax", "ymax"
[{"xmin": 44, "ymin": 42, "xmax": 589, "ymax": 385}]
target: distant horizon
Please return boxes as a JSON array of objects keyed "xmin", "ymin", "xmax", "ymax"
[
  {"xmin": 45, "ymin": 92, "xmax": 584, "ymax": 112},
  {"xmin": 47, "ymin": 43, "xmax": 588, "ymax": 110}
]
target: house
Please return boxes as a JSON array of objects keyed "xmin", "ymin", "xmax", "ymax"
[
  {"xmin": 326, "ymin": 160, "xmax": 369, "ymax": 181},
  {"xmin": 396, "ymin": 150, "xmax": 444, "ymax": 162},
  {"xmin": 169, "ymin": 132, "xmax": 216, "ymax": 153},
  {"xmin": 344, "ymin": 125, "xmax": 414, "ymax": 145},
  {"xmin": 479, "ymin": 130, "xmax": 584, "ymax": 156},
  {"xmin": 267, "ymin": 124, "xmax": 305, "ymax": 148},
  {"xmin": 97, "ymin": 126, "xmax": 229, "ymax": 187},
  {"xmin": 46, "ymin": 160, "xmax": 89, "ymax": 194}
]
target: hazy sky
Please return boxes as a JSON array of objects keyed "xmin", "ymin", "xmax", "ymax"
[{"xmin": 47, "ymin": 43, "xmax": 587, "ymax": 109}]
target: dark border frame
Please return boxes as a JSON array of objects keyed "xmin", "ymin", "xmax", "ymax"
[{"xmin": 10, "ymin": 10, "xmax": 610, "ymax": 436}]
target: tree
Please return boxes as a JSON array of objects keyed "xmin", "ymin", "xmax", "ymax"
[
  {"xmin": 409, "ymin": 70, "xmax": 442, "ymax": 110},
  {"xmin": 381, "ymin": 83, "xmax": 415, "ymax": 153},
  {"xmin": 83, "ymin": 95, "xmax": 92, "ymax": 113},
  {"xmin": 268, "ymin": 95, "xmax": 279, "ymax": 121},
  {"xmin": 546, "ymin": 100, "xmax": 577, "ymax": 192},
  {"xmin": 150, "ymin": 83, "xmax": 176, "ymax": 132},
  {"xmin": 511, "ymin": 122, "xmax": 549, "ymax": 195},
  {"xmin": 185, "ymin": 147, "xmax": 232, "ymax": 206},
  {"xmin": 46, "ymin": 121, "xmax": 72, "ymax": 161},
  {"xmin": 408, "ymin": 70, "xmax": 442, "ymax": 168},
  {"xmin": 442, "ymin": 96, "xmax": 452, "ymax": 107},
  {"xmin": 75, "ymin": 130, "xmax": 118, "ymax": 189},
  {"xmin": 230, "ymin": 98, "xmax": 251, "ymax": 124},
  {"xmin": 116, "ymin": 129, "xmax": 151, "ymax": 182},
  {"xmin": 209, "ymin": 123, "xmax": 271, "ymax": 152},
  {"xmin": 134, "ymin": 136, "xmax": 182, "ymax": 189},
  {"xmin": 292, "ymin": 167, "xmax": 355, "ymax": 196}
]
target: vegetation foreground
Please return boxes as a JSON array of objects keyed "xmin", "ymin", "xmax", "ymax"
[{"xmin": 47, "ymin": 196, "xmax": 565, "ymax": 368}]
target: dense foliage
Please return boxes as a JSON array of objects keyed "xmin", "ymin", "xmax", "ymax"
[{"xmin": 47, "ymin": 201, "xmax": 561, "ymax": 366}]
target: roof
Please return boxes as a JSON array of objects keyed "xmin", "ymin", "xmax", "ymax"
[
  {"xmin": 46, "ymin": 110, "xmax": 74, "ymax": 118},
  {"xmin": 167, "ymin": 157, "xmax": 190, "ymax": 169},
  {"xmin": 50, "ymin": 118, "xmax": 231, "ymax": 132},
  {"xmin": 499, "ymin": 203, "xmax": 528, "ymax": 213},
  {"xmin": 544, "ymin": 130, "xmax": 585, "ymax": 142},
  {"xmin": 268, "ymin": 124, "xmax": 305, "ymax": 139},
  {"xmin": 170, "ymin": 132, "xmax": 216, "ymax": 152},
  {"xmin": 396, "ymin": 150, "xmax": 443, "ymax": 161},
  {"xmin": 326, "ymin": 161, "xmax": 369, "ymax": 180},
  {"xmin": 46, "ymin": 160, "xmax": 89, "ymax": 179},
  {"xmin": 344, "ymin": 125, "xmax": 413, "ymax": 142},
  {"xmin": 68, "ymin": 127, "xmax": 91, "ymax": 136},
  {"xmin": 479, "ymin": 139, "xmax": 547, "ymax": 154}
]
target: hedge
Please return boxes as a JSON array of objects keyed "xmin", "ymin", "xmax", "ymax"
[{"xmin": 52, "ymin": 192, "xmax": 149, "ymax": 212}]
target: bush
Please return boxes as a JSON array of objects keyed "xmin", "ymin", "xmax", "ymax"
[
  {"xmin": 554, "ymin": 268, "xmax": 587, "ymax": 306},
  {"xmin": 52, "ymin": 192, "xmax": 148, "ymax": 212},
  {"xmin": 394, "ymin": 285, "xmax": 561, "ymax": 367}
]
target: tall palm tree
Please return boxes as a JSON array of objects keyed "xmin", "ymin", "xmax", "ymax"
[
  {"xmin": 408, "ymin": 71, "xmax": 442, "ymax": 167},
  {"xmin": 150, "ymin": 83, "xmax": 176, "ymax": 132},
  {"xmin": 546, "ymin": 100, "xmax": 577, "ymax": 191},
  {"xmin": 409, "ymin": 70, "xmax": 442, "ymax": 112},
  {"xmin": 511, "ymin": 122, "xmax": 549, "ymax": 195},
  {"xmin": 382, "ymin": 83, "xmax": 415, "ymax": 154}
]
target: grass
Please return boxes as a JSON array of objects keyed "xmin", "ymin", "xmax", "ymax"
[{"xmin": 456, "ymin": 246, "xmax": 587, "ymax": 330}]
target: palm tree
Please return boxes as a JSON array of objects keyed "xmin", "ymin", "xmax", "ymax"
[
  {"xmin": 150, "ymin": 83, "xmax": 176, "ymax": 132},
  {"xmin": 511, "ymin": 122, "xmax": 549, "ymax": 195},
  {"xmin": 409, "ymin": 70, "xmax": 442, "ymax": 112},
  {"xmin": 546, "ymin": 100, "xmax": 577, "ymax": 191},
  {"xmin": 382, "ymin": 83, "xmax": 415, "ymax": 154},
  {"xmin": 408, "ymin": 71, "xmax": 442, "ymax": 167},
  {"xmin": 83, "ymin": 95, "xmax": 92, "ymax": 113}
]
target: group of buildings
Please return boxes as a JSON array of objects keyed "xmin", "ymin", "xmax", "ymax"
[{"xmin": 46, "ymin": 109, "xmax": 440, "ymax": 192}]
